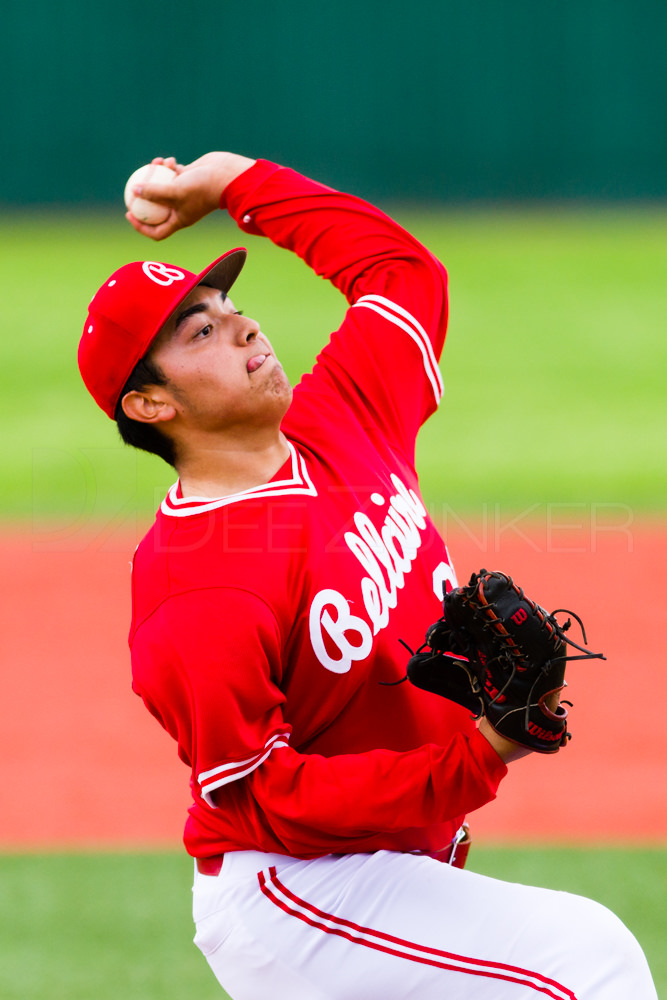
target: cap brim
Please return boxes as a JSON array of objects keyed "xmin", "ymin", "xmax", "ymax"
[{"xmin": 195, "ymin": 247, "xmax": 247, "ymax": 297}]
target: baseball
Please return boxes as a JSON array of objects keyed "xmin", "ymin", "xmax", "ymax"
[{"xmin": 124, "ymin": 163, "xmax": 176, "ymax": 225}]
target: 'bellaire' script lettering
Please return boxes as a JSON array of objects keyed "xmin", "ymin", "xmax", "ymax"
[{"xmin": 309, "ymin": 475, "xmax": 428, "ymax": 673}]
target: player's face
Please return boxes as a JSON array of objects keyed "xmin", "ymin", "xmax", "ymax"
[{"xmin": 147, "ymin": 285, "xmax": 292, "ymax": 433}]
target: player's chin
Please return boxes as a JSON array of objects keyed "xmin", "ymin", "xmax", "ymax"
[{"xmin": 262, "ymin": 359, "xmax": 292, "ymax": 397}]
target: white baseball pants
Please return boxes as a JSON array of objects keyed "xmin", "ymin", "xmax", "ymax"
[{"xmin": 192, "ymin": 849, "xmax": 657, "ymax": 1000}]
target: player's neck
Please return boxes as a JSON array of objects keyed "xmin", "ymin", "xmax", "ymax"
[{"xmin": 175, "ymin": 429, "xmax": 291, "ymax": 499}]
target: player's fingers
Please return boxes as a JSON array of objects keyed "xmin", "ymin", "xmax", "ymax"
[
  {"xmin": 125, "ymin": 210, "xmax": 151, "ymax": 234},
  {"xmin": 125, "ymin": 210, "xmax": 179, "ymax": 241},
  {"xmin": 132, "ymin": 181, "xmax": 179, "ymax": 205},
  {"xmin": 150, "ymin": 155, "xmax": 179, "ymax": 170}
]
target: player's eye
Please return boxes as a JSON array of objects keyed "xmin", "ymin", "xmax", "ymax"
[
  {"xmin": 195, "ymin": 324, "xmax": 212, "ymax": 339},
  {"xmin": 234, "ymin": 310, "xmax": 244, "ymax": 316}
]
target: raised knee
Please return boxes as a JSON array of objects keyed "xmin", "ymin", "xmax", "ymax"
[{"xmin": 563, "ymin": 894, "xmax": 654, "ymax": 994}]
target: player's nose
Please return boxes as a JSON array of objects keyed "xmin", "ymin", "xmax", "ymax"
[{"xmin": 234, "ymin": 314, "xmax": 261, "ymax": 344}]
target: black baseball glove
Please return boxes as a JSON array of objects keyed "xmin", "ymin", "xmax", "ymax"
[{"xmin": 406, "ymin": 569, "xmax": 605, "ymax": 753}]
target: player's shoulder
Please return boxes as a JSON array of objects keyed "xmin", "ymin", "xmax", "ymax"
[
  {"xmin": 130, "ymin": 504, "xmax": 301, "ymax": 637},
  {"xmin": 130, "ymin": 576, "xmax": 284, "ymax": 645}
]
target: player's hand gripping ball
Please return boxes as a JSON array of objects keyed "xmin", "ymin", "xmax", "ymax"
[
  {"xmin": 406, "ymin": 569, "xmax": 605, "ymax": 753},
  {"xmin": 124, "ymin": 163, "xmax": 176, "ymax": 225}
]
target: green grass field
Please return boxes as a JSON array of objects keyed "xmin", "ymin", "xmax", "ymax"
[
  {"xmin": 2, "ymin": 205, "xmax": 666, "ymax": 521},
  {"xmin": 1, "ymin": 848, "xmax": 664, "ymax": 999}
]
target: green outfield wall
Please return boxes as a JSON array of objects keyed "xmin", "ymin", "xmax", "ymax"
[{"xmin": 2, "ymin": 0, "xmax": 666, "ymax": 205}]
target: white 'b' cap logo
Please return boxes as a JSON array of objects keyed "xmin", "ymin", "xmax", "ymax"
[{"xmin": 142, "ymin": 261, "xmax": 186, "ymax": 286}]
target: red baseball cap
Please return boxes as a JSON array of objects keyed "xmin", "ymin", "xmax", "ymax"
[{"xmin": 79, "ymin": 247, "xmax": 247, "ymax": 418}]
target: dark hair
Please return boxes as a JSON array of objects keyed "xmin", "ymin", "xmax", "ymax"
[{"xmin": 114, "ymin": 356, "xmax": 177, "ymax": 467}]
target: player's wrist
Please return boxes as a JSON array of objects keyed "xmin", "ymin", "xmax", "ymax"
[
  {"xmin": 478, "ymin": 717, "xmax": 533, "ymax": 763},
  {"xmin": 210, "ymin": 153, "xmax": 258, "ymax": 200}
]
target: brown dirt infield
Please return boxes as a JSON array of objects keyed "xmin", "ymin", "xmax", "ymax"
[{"xmin": 1, "ymin": 511, "xmax": 665, "ymax": 849}]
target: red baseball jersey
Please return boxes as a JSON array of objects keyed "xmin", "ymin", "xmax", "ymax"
[{"xmin": 130, "ymin": 160, "xmax": 507, "ymax": 860}]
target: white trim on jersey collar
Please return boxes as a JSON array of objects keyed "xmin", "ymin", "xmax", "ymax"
[
  {"xmin": 351, "ymin": 294, "xmax": 444, "ymax": 404},
  {"xmin": 160, "ymin": 440, "xmax": 317, "ymax": 518}
]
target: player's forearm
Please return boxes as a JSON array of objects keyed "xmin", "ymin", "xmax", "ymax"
[
  {"xmin": 222, "ymin": 730, "xmax": 506, "ymax": 852},
  {"xmin": 222, "ymin": 159, "xmax": 448, "ymax": 307}
]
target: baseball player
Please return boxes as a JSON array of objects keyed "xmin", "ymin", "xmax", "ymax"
[{"xmin": 78, "ymin": 152, "xmax": 657, "ymax": 999}]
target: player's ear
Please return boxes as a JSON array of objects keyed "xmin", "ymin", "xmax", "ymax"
[{"xmin": 121, "ymin": 389, "xmax": 177, "ymax": 425}]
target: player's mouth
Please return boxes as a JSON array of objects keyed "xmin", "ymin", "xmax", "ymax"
[{"xmin": 247, "ymin": 354, "xmax": 268, "ymax": 374}]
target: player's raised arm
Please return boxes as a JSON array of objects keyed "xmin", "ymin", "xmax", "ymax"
[
  {"xmin": 126, "ymin": 152, "xmax": 446, "ymax": 337},
  {"xmin": 218, "ymin": 157, "xmax": 449, "ymax": 456},
  {"xmin": 221, "ymin": 158, "xmax": 447, "ymax": 315},
  {"xmin": 125, "ymin": 152, "xmax": 256, "ymax": 241}
]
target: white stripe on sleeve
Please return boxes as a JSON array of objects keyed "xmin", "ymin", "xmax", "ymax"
[
  {"xmin": 198, "ymin": 732, "xmax": 290, "ymax": 807},
  {"xmin": 352, "ymin": 294, "xmax": 444, "ymax": 403}
]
